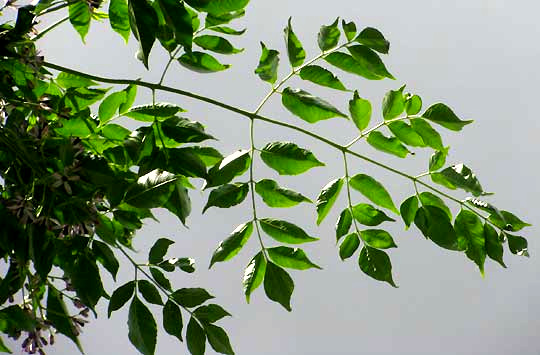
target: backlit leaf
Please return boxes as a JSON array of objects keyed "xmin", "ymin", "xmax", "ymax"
[
  {"xmin": 431, "ymin": 164, "xmax": 485, "ymax": 197},
  {"xmin": 203, "ymin": 183, "xmax": 249, "ymax": 212},
  {"xmin": 194, "ymin": 35, "xmax": 243, "ymax": 54},
  {"xmin": 351, "ymin": 203, "xmax": 395, "ymax": 226},
  {"xmin": 254, "ymin": 42, "xmax": 279, "ymax": 84},
  {"xmin": 355, "ymin": 27, "xmax": 390, "ymax": 54},
  {"xmin": 339, "ymin": 233, "xmax": 360, "ymax": 260},
  {"xmin": 259, "ymin": 219, "xmax": 318, "ymax": 244},
  {"xmin": 347, "ymin": 45, "xmax": 394, "ymax": 79},
  {"xmin": 366, "ymin": 131, "xmax": 409, "ymax": 158},
  {"xmin": 316, "ymin": 178, "xmax": 343, "ymax": 225},
  {"xmin": 348, "ymin": 90, "xmax": 372, "ymax": 131},
  {"xmin": 318, "ymin": 18, "xmax": 340, "ymax": 51},
  {"xmin": 267, "ymin": 246, "xmax": 321, "ymax": 270},
  {"xmin": 418, "ymin": 191, "xmax": 452, "ymax": 220},
  {"xmin": 414, "ymin": 206, "xmax": 459, "ymax": 250},
  {"xmin": 484, "ymin": 224, "xmax": 506, "ymax": 268},
  {"xmin": 255, "ymin": 179, "xmax": 311, "ymax": 208},
  {"xmin": 299, "ymin": 65, "xmax": 347, "ymax": 91},
  {"xmin": 243, "ymin": 252, "xmax": 266, "ymax": 303},
  {"xmin": 429, "ymin": 147, "xmax": 449, "ymax": 171},
  {"xmin": 488, "ymin": 210, "xmax": 531, "ymax": 232},
  {"xmin": 388, "ymin": 121, "xmax": 425, "ymax": 147},
  {"xmin": 341, "ymin": 20, "xmax": 357, "ymax": 41},
  {"xmin": 210, "ymin": 222, "xmax": 253, "ymax": 267},
  {"xmin": 399, "ymin": 196, "xmax": 418, "ymax": 229},
  {"xmin": 506, "ymin": 234, "xmax": 529, "ymax": 257},
  {"xmin": 124, "ymin": 103, "xmax": 185, "ymax": 122},
  {"xmin": 179, "ymin": 51, "xmax": 230, "ymax": 73},
  {"xmin": 281, "ymin": 87, "xmax": 347, "ymax": 123},
  {"xmin": 405, "ymin": 94, "xmax": 422, "ymax": 115},
  {"xmin": 454, "ymin": 210, "xmax": 486, "ymax": 274},
  {"xmin": 335, "ymin": 208, "xmax": 352, "ymax": 242},
  {"xmin": 422, "ymin": 103, "xmax": 473, "ymax": 131},
  {"xmin": 349, "ymin": 173, "xmax": 398, "ymax": 213},
  {"xmin": 109, "ymin": 0, "xmax": 130, "ymax": 41},
  {"xmin": 206, "ymin": 149, "xmax": 250, "ymax": 188},
  {"xmin": 382, "ymin": 86, "xmax": 405, "ymax": 120},
  {"xmin": 284, "ymin": 18, "xmax": 305, "ymax": 67},
  {"xmin": 360, "ymin": 229, "xmax": 397, "ymax": 249},
  {"xmin": 69, "ymin": 1, "xmax": 91, "ymax": 41},
  {"xmin": 260, "ymin": 142, "xmax": 324, "ymax": 175},
  {"xmin": 358, "ymin": 246, "xmax": 397, "ymax": 287}
]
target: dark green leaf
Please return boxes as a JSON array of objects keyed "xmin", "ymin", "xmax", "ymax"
[
  {"xmin": 55, "ymin": 116, "xmax": 95, "ymax": 138},
  {"xmin": 284, "ymin": 17, "xmax": 306, "ymax": 67},
  {"xmin": 205, "ymin": 324, "xmax": 234, "ymax": 355},
  {"xmin": 299, "ymin": 65, "xmax": 347, "ymax": 91},
  {"xmin": 163, "ymin": 300, "xmax": 183, "ymax": 341},
  {"xmin": 366, "ymin": 131, "xmax": 409, "ymax": 158},
  {"xmin": 260, "ymin": 142, "xmax": 324, "ymax": 175},
  {"xmin": 205, "ymin": 10, "xmax": 245, "ymax": 26},
  {"xmin": 347, "ymin": 45, "xmax": 394, "ymax": 79},
  {"xmin": 429, "ymin": 147, "xmax": 449, "ymax": 171},
  {"xmin": 172, "ymin": 288, "xmax": 214, "ymax": 308},
  {"xmin": 360, "ymin": 229, "xmax": 397, "ymax": 249},
  {"xmin": 388, "ymin": 121, "xmax": 425, "ymax": 147},
  {"xmin": 418, "ymin": 191, "xmax": 452, "ymax": 220},
  {"xmin": 348, "ymin": 90, "xmax": 372, "ymax": 131},
  {"xmin": 336, "ymin": 208, "xmax": 352, "ymax": 243},
  {"xmin": 318, "ymin": 18, "xmax": 340, "ymax": 51},
  {"xmin": 150, "ymin": 267, "xmax": 172, "ymax": 291},
  {"xmin": 316, "ymin": 178, "xmax": 343, "ymax": 225},
  {"xmin": 454, "ymin": 210, "xmax": 486, "ymax": 274},
  {"xmin": 259, "ymin": 219, "xmax": 318, "ymax": 244},
  {"xmin": 149, "ymin": 238, "xmax": 175, "ymax": 264},
  {"xmin": 355, "ymin": 27, "xmax": 390, "ymax": 54},
  {"xmin": 267, "ymin": 246, "xmax": 321, "ymax": 270},
  {"xmin": 125, "ymin": 169, "xmax": 176, "ymax": 208},
  {"xmin": 184, "ymin": 146, "xmax": 223, "ymax": 167},
  {"xmin": 264, "ymin": 262, "xmax": 294, "ymax": 311},
  {"xmin": 339, "ymin": 233, "xmax": 360, "ymax": 260},
  {"xmin": 484, "ymin": 224, "xmax": 506, "ymax": 268},
  {"xmin": 47, "ymin": 287, "xmax": 82, "ymax": 351},
  {"xmin": 352, "ymin": 203, "xmax": 395, "ymax": 226},
  {"xmin": 210, "ymin": 25, "xmax": 246, "ymax": 35},
  {"xmin": 400, "ymin": 196, "xmax": 419, "ymax": 229},
  {"xmin": 206, "ymin": 149, "xmax": 250, "ymax": 187},
  {"xmin": 157, "ymin": 0, "xmax": 193, "ymax": 49},
  {"xmin": 349, "ymin": 173, "xmax": 398, "ymax": 213},
  {"xmin": 179, "ymin": 51, "xmax": 230, "ymax": 72},
  {"xmin": 488, "ymin": 210, "xmax": 531, "ymax": 232},
  {"xmin": 210, "ymin": 222, "xmax": 253, "ymax": 267},
  {"xmin": 56, "ymin": 72, "xmax": 97, "ymax": 89},
  {"xmin": 507, "ymin": 234, "xmax": 529, "ymax": 257},
  {"xmin": 186, "ymin": 317, "xmax": 206, "ymax": 355},
  {"xmin": 93, "ymin": 240, "xmax": 120, "ymax": 280},
  {"xmin": 128, "ymin": 297, "xmax": 157, "ymax": 355},
  {"xmin": 254, "ymin": 42, "xmax": 279, "ymax": 83},
  {"xmin": 410, "ymin": 118, "xmax": 444, "ymax": 150},
  {"xmin": 281, "ymin": 87, "xmax": 347, "ymax": 123},
  {"xmin": 324, "ymin": 52, "xmax": 379, "ymax": 80},
  {"xmin": 71, "ymin": 253, "xmax": 104, "ymax": 310},
  {"xmin": 422, "ymin": 103, "xmax": 473, "ymax": 131},
  {"xmin": 414, "ymin": 206, "xmax": 459, "ymax": 250},
  {"xmin": 174, "ymin": 257, "xmax": 196, "ymax": 273},
  {"xmin": 138, "ymin": 280, "xmax": 163, "ymax": 305},
  {"xmin": 0, "ymin": 305, "xmax": 37, "ymax": 336},
  {"xmin": 255, "ymin": 179, "xmax": 311, "ymax": 208},
  {"xmin": 405, "ymin": 94, "xmax": 422, "ymax": 115},
  {"xmin": 166, "ymin": 148, "xmax": 207, "ymax": 178},
  {"xmin": 382, "ymin": 87, "xmax": 405, "ymax": 120},
  {"xmin": 109, "ymin": 0, "xmax": 130, "ymax": 42},
  {"xmin": 69, "ymin": 1, "xmax": 91, "ymax": 41},
  {"xmin": 358, "ymin": 246, "xmax": 397, "ymax": 287},
  {"xmin": 165, "ymin": 181, "xmax": 192, "ymax": 225},
  {"xmin": 203, "ymin": 183, "xmax": 249, "ymax": 212},
  {"xmin": 124, "ymin": 103, "xmax": 185, "ymax": 122},
  {"xmin": 431, "ymin": 164, "xmax": 485, "ymax": 197},
  {"xmin": 128, "ymin": 0, "xmax": 158, "ymax": 68},
  {"xmin": 194, "ymin": 304, "xmax": 231, "ymax": 324},
  {"xmin": 341, "ymin": 20, "xmax": 357, "ymax": 41},
  {"xmin": 194, "ymin": 35, "xmax": 243, "ymax": 54},
  {"xmin": 243, "ymin": 252, "xmax": 266, "ymax": 303}
]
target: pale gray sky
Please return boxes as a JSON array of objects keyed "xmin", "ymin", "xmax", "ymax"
[{"xmin": 21, "ymin": 1, "xmax": 540, "ymax": 354}]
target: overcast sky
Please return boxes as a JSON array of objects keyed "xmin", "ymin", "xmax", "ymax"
[{"xmin": 18, "ymin": 1, "xmax": 540, "ymax": 354}]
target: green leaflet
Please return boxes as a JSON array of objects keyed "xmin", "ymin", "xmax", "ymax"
[
  {"xmin": 382, "ymin": 86, "xmax": 405, "ymax": 120},
  {"xmin": 405, "ymin": 94, "xmax": 422, "ymax": 115},
  {"xmin": 351, "ymin": 203, "xmax": 395, "ymax": 226},
  {"xmin": 264, "ymin": 261, "xmax": 294, "ymax": 311},
  {"xmin": 399, "ymin": 196, "xmax": 419, "ymax": 229},
  {"xmin": 157, "ymin": 0, "xmax": 193, "ymax": 50},
  {"xmin": 92, "ymin": 240, "xmax": 119, "ymax": 280},
  {"xmin": 186, "ymin": 316, "xmax": 206, "ymax": 355},
  {"xmin": 119, "ymin": 84, "xmax": 137, "ymax": 114},
  {"xmin": 194, "ymin": 35, "xmax": 243, "ymax": 54},
  {"xmin": 259, "ymin": 218, "xmax": 318, "ymax": 244},
  {"xmin": 255, "ymin": 179, "xmax": 311, "ymax": 208},
  {"xmin": 254, "ymin": 42, "xmax": 279, "ymax": 84},
  {"xmin": 138, "ymin": 280, "xmax": 163, "ymax": 305},
  {"xmin": 70, "ymin": 253, "xmax": 105, "ymax": 311},
  {"xmin": 205, "ymin": 10, "xmax": 245, "ymax": 26},
  {"xmin": 193, "ymin": 304, "xmax": 231, "ymax": 324},
  {"xmin": 349, "ymin": 173, "xmax": 398, "ymax": 213},
  {"xmin": 163, "ymin": 300, "xmax": 183, "ymax": 341},
  {"xmin": 506, "ymin": 234, "xmax": 529, "ymax": 257},
  {"xmin": 431, "ymin": 164, "xmax": 485, "ymax": 197},
  {"xmin": 366, "ymin": 131, "xmax": 410, "ymax": 158},
  {"xmin": 210, "ymin": 222, "xmax": 253, "ymax": 267},
  {"xmin": 316, "ymin": 178, "xmax": 343, "ymax": 225},
  {"xmin": 260, "ymin": 142, "xmax": 324, "ymax": 175},
  {"xmin": 335, "ymin": 208, "xmax": 352, "ymax": 243},
  {"xmin": 454, "ymin": 210, "xmax": 486, "ymax": 274},
  {"xmin": 410, "ymin": 118, "xmax": 444, "ymax": 150},
  {"xmin": 318, "ymin": 18, "xmax": 340, "ymax": 51},
  {"xmin": 205, "ymin": 0, "xmax": 250, "ymax": 15},
  {"xmin": 172, "ymin": 288, "xmax": 214, "ymax": 308},
  {"xmin": 243, "ymin": 252, "xmax": 266, "ymax": 303},
  {"xmin": 203, "ymin": 183, "xmax": 249, "ymax": 212},
  {"xmin": 179, "ymin": 51, "xmax": 230, "ymax": 73},
  {"xmin": 281, "ymin": 87, "xmax": 348, "ymax": 123},
  {"xmin": 128, "ymin": 0, "xmax": 158, "ymax": 69},
  {"xmin": 284, "ymin": 18, "xmax": 306, "ymax": 67},
  {"xmin": 124, "ymin": 103, "xmax": 185, "ymax": 122},
  {"xmin": 299, "ymin": 65, "xmax": 348, "ymax": 91},
  {"xmin": 164, "ymin": 181, "xmax": 192, "ymax": 225},
  {"xmin": 341, "ymin": 20, "xmax": 357, "ymax": 41},
  {"xmin": 56, "ymin": 72, "xmax": 97, "ymax": 89},
  {"xmin": 99, "ymin": 91, "xmax": 127, "ymax": 124},
  {"xmin": 414, "ymin": 206, "xmax": 459, "ymax": 251},
  {"xmin": 47, "ymin": 287, "xmax": 83, "ymax": 352},
  {"xmin": 484, "ymin": 223, "xmax": 505, "ymax": 268},
  {"xmin": 69, "ymin": 1, "xmax": 91, "ymax": 41},
  {"xmin": 206, "ymin": 149, "xmax": 251, "ymax": 188},
  {"xmin": 348, "ymin": 91, "xmax": 372, "ymax": 131},
  {"xmin": 210, "ymin": 25, "xmax": 246, "ymax": 36},
  {"xmin": 355, "ymin": 27, "xmax": 390, "ymax": 54},
  {"xmin": 148, "ymin": 238, "xmax": 174, "ymax": 264},
  {"xmin": 124, "ymin": 169, "xmax": 176, "ymax": 209},
  {"xmin": 488, "ymin": 210, "xmax": 531, "ymax": 232},
  {"xmin": 429, "ymin": 147, "xmax": 449, "ymax": 171},
  {"xmin": 183, "ymin": 146, "xmax": 223, "ymax": 167},
  {"xmin": 422, "ymin": 103, "xmax": 473, "ymax": 131},
  {"xmin": 339, "ymin": 233, "xmax": 360, "ymax": 260},
  {"xmin": 358, "ymin": 246, "xmax": 397, "ymax": 287},
  {"xmin": 128, "ymin": 297, "xmax": 157, "ymax": 355},
  {"xmin": 205, "ymin": 324, "xmax": 234, "ymax": 355},
  {"xmin": 418, "ymin": 191, "xmax": 452, "ymax": 220},
  {"xmin": 360, "ymin": 229, "xmax": 397, "ymax": 249},
  {"xmin": 150, "ymin": 267, "xmax": 172, "ymax": 291},
  {"xmin": 109, "ymin": 0, "xmax": 130, "ymax": 41},
  {"xmin": 267, "ymin": 246, "xmax": 321, "ymax": 270},
  {"xmin": 388, "ymin": 121, "xmax": 425, "ymax": 147},
  {"xmin": 347, "ymin": 45, "xmax": 394, "ymax": 79}
]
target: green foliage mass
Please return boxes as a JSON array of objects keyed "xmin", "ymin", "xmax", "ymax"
[{"xmin": 0, "ymin": 1, "xmax": 532, "ymax": 354}]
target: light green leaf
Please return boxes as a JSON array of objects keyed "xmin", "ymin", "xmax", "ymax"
[
  {"xmin": 206, "ymin": 149, "xmax": 251, "ymax": 187},
  {"xmin": 101, "ymin": 123, "xmax": 131, "ymax": 141},
  {"xmin": 264, "ymin": 262, "xmax": 294, "ymax": 311},
  {"xmin": 186, "ymin": 317, "xmax": 205, "ymax": 355},
  {"xmin": 422, "ymin": 103, "xmax": 473, "ymax": 131},
  {"xmin": 418, "ymin": 191, "xmax": 452, "ymax": 220},
  {"xmin": 205, "ymin": 0, "xmax": 249, "ymax": 15},
  {"xmin": 210, "ymin": 222, "xmax": 253, "ymax": 267},
  {"xmin": 125, "ymin": 169, "xmax": 176, "ymax": 209},
  {"xmin": 348, "ymin": 90, "xmax": 372, "ymax": 131},
  {"xmin": 281, "ymin": 87, "xmax": 347, "ymax": 123},
  {"xmin": 194, "ymin": 35, "xmax": 243, "ymax": 54},
  {"xmin": 124, "ymin": 103, "xmax": 185, "ymax": 122},
  {"xmin": 128, "ymin": 297, "xmax": 157, "ymax": 355},
  {"xmin": 163, "ymin": 300, "xmax": 183, "ymax": 342},
  {"xmin": 355, "ymin": 27, "xmax": 390, "ymax": 54},
  {"xmin": 260, "ymin": 142, "xmax": 324, "ymax": 175},
  {"xmin": 358, "ymin": 246, "xmax": 397, "ymax": 287},
  {"xmin": 316, "ymin": 178, "xmax": 343, "ymax": 225},
  {"xmin": 179, "ymin": 51, "xmax": 230, "ymax": 73},
  {"xmin": 284, "ymin": 17, "xmax": 306, "ymax": 67},
  {"xmin": 405, "ymin": 94, "xmax": 422, "ymax": 115},
  {"xmin": 203, "ymin": 183, "xmax": 249, "ymax": 212},
  {"xmin": 47, "ymin": 287, "xmax": 83, "ymax": 352},
  {"xmin": 109, "ymin": 0, "xmax": 130, "ymax": 42},
  {"xmin": 454, "ymin": 210, "xmax": 486, "ymax": 274},
  {"xmin": 351, "ymin": 203, "xmax": 395, "ymax": 226},
  {"xmin": 429, "ymin": 147, "xmax": 449, "ymax": 171},
  {"xmin": 382, "ymin": 86, "xmax": 405, "ymax": 120},
  {"xmin": 138, "ymin": 280, "xmax": 163, "ymax": 305},
  {"xmin": 335, "ymin": 208, "xmax": 352, "ymax": 243},
  {"xmin": 341, "ymin": 20, "xmax": 357, "ymax": 41},
  {"xmin": 268, "ymin": 246, "xmax": 321, "ymax": 270},
  {"xmin": 325, "ymin": 52, "xmax": 382, "ymax": 80},
  {"xmin": 254, "ymin": 42, "xmax": 279, "ymax": 84},
  {"xmin": 69, "ymin": 1, "xmax": 91, "ymax": 41},
  {"xmin": 205, "ymin": 324, "xmax": 235, "ymax": 355},
  {"xmin": 243, "ymin": 252, "xmax": 266, "ymax": 303},
  {"xmin": 259, "ymin": 219, "xmax": 318, "ymax": 244},
  {"xmin": 318, "ymin": 18, "xmax": 340, "ymax": 51},
  {"xmin": 388, "ymin": 121, "xmax": 425, "ymax": 147},
  {"xmin": 484, "ymin": 224, "xmax": 506, "ymax": 268},
  {"xmin": 108, "ymin": 281, "xmax": 136, "ymax": 317},
  {"xmin": 410, "ymin": 118, "xmax": 444, "ymax": 150},
  {"xmin": 128, "ymin": 0, "xmax": 158, "ymax": 68},
  {"xmin": 172, "ymin": 288, "xmax": 214, "ymax": 308},
  {"xmin": 210, "ymin": 26, "xmax": 246, "ymax": 35},
  {"xmin": 148, "ymin": 238, "xmax": 174, "ymax": 264},
  {"xmin": 119, "ymin": 84, "xmax": 137, "ymax": 114},
  {"xmin": 255, "ymin": 179, "xmax": 311, "ymax": 208},
  {"xmin": 56, "ymin": 72, "xmax": 97, "ymax": 89},
  {"xmin": 431, "ymin": 164, "xmax": 485, "ymax": 197},
  {"xmin": 400, "ymin": 196, "xmax": 418, "ymax": 229},
  {"xmin": 360, "ymin": 229, "xmax": 397, "ymax": 249},
  {"xmin": 506, "ymin": 234, "xmax": 529, "ymax": 257},
  {"xmin": 347, "ymin": 45, "xmax": 394, "ymax": 79},
  {"xmin": 205, "ymin": 10, "xmax": 245, "ymax": 26},
  {"xmin": 299, "ymin": 65, "xmax": 347, "ymax": 91},
  {"xmin": 183, "ymin": 146, "xmax": 223, "ymax": 167},
  {"xmin": 349, "ymin": 173, "xmax": 398, "ymax": 213},
  {"xmin": 414, "ymin": 206, "xmax": 459, "ymax": 250},
  {"xmin": 339, "ymin": 233, "xmax": 360, "ymax": 260},
  {"xmin": 366, "ymin": 131, "xmax": 410, "ymax": 158},
  {"xmin": 488, "ymin": 210, "xmax": 531, "ymax": 232}
]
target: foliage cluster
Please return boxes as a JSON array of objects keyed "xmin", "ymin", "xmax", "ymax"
[{"xmin": 0, "ymin": 0, "xmax": 532, "ymax": 354}]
